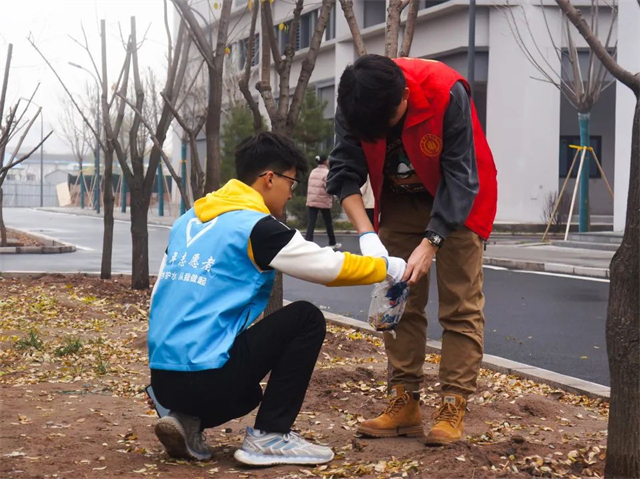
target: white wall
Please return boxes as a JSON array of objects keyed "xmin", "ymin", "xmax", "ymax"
[
  {"xmin": 486, "ymin": 4, "xmax": 562, "ymax": 223},
  {"xmin": 613, "ymin": 0, "xmax": 640, "ymax": 231}
]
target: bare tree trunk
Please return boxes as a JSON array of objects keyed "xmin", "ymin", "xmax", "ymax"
[
  {"xmin": 605, "ymin": 96, "xmax": 640, "ymax": 479},
  {"xmin": 101, "ymin": 148, "xmax": 115, "ymax": 279},
  {"xmin": 100, "ymin": 20, "xmax": 116, "ymax": 280},
  {"xmin": 130, "ymin": 181, "xmax": 150, "ymax": 290},
  {"xmin": 0, "ymin": 188, "xmax": 6, "ymax": 247},
  {"xmin": 205, "ymin": 67, "xmax": 222, "ymax": 194},
  {"xmin": 552, "ymin": 3, "xmax": 640, "ymax": 478}
]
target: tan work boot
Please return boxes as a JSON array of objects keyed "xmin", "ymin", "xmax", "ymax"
[
  {"xmin": 356, "ymin": 385, "xmax": 424, "ymax": 438},
  {"xmin": 424, "ymin": 394, "xmax": 467, "ymax": 446}
]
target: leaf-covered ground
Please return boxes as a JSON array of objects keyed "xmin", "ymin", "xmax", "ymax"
[
  {"xmin": 4, "ymin": 228, "xmax": 44, "ymax": 247},
  {"xmin": 0, "ymin": 274, "xmax": 609, "ymax": 479}
]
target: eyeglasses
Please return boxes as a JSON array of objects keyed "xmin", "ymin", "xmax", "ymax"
[{"xmin": 259, "ymin": 172, "xmax": 299, "ymax": 191}]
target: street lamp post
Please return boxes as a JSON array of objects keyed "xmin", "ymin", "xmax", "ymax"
[
  {"xmin": 467, "ymin": 0, "xmax": 476, "ymax": 95},
  {"xmin": 68, "ymin": 62, "xmax": 101, "ymax": 214}
]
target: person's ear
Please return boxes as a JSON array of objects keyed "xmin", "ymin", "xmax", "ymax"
[{"xmin": 403, "ymin": 87, "xmax": 410, "ymax": 101}]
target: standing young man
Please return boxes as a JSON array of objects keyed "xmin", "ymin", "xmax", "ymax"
[
  {"xmin": 327, "ymin": 54, "xmax": 498, "ymax": 445},
  {"xmin": 148, "ymin": 132, "xmax": 406, "ymax": 465}
]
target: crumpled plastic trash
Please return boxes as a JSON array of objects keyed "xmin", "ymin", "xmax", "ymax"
[{"xmin": 367, "ymin": 280, "xmax": 410, "ymax": 337}]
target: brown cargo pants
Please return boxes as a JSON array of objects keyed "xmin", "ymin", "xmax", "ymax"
[{"xmin": 378, "ymin": 187, "xmax": 486, "ymax": 397}]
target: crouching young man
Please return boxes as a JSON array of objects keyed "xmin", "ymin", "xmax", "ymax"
[{"xmin": 148, "ymin": 132, "xmax": 406, "ymax": 466}]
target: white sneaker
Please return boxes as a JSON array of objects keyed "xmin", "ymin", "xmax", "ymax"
[
  {"xmin": 155, "ymin": 412, "xmax": 212, "ymax": 461},
  {"xmin": 234, "ymin": 427, "xmax": 334, "ymax": 466},
  {"xmin": 331, "ymin": 243, "xmax": 342, "ymax": 251}
]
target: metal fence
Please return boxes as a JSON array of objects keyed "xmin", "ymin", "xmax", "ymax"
[{"xmin": 1, "ymin": 181, "xmax": 59, "ymax": 207}]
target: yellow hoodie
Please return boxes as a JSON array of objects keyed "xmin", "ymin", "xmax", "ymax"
[{"xmin": 194, "ymin": 179, "xmax": 270, "ymax": 222}]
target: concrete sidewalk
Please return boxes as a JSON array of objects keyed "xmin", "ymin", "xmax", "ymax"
[{"xmin": 39, "ymin": 206, "xmax": 614, "ymax": 279}]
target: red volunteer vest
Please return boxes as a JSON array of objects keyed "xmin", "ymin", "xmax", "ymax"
[{"xmin": 362, "ymin": 58, "xmax": 498, "ymax": 240}]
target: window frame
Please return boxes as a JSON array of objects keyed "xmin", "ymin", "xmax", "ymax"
[{"xmin": 559, "ymin": 135, "xmax": 603, "ymax": 179}]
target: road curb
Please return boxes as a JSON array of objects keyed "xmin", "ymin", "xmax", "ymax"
[
  {"xmin": 318, "ymin": 307, "xmax": 610, "ymax": 400},
  {"xmin": 0, "ymin": 229, "xmax": 76, "ymax": 255},
  {"xmin": 483, "ymin": 257, "xmax": 610, "ymax": 279}
]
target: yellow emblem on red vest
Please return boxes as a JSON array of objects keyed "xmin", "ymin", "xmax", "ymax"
[{"xmin": 420, "ymin": 134, "xmax": 442, "ymax": 157}]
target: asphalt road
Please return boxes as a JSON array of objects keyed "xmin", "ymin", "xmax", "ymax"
[
  {"xmin": 0, "ymin": 208, "xmax": 170, "ymax": 274},
  {"xmin": 2, "ymin": 208, "xmax": 610, "ymax": 386}
]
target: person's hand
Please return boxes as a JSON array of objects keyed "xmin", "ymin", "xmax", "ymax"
[
  {"xmin": 403, "ymin": 239, "xmax": 438, "ymax": 286},
  {"xmin": 385, "ymin": 256, "xmax": 407, "ymax": 283},
  {"xmin": 359, "ymin": 232, "xmax": 389, "ymax": 257}
]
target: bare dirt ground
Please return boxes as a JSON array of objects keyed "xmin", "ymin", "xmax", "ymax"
[{"xmin": 0, "ymin": 275, "xmax": 608, "ymax": 479}]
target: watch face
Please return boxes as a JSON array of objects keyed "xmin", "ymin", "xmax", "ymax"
[{"xmin": 427, "ymin": 232, "xmax": 443, "ymax": 247}]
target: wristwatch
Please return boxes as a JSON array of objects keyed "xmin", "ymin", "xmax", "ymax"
[{"xmin": 424, "ymin": 230, "xmax": 444, "ymax": 248}]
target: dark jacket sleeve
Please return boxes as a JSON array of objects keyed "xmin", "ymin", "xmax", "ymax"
[
  {"xmin": 326, "ymin": 108, "xmax": 369, "ymax": 201},
  {"xmin": 427, "ymin": 81, "xmax": 479, "ymax": 238}
]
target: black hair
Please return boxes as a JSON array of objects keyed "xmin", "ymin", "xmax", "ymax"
[
  {"xmin": 235, "ymin": 131, "xmax": 308, "ymax": 184},
  {"xmin": 315, "ymin": 154, "xmax": 328, "ymax": 165},
  {"xmin": 337, "ymin": 54, "xmax": 406, "ymax": 142}
]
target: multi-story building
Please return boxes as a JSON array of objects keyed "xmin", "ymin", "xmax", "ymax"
[{"xmin": 175, "ymin": 0, "xmax": 639, "ymax": 231}]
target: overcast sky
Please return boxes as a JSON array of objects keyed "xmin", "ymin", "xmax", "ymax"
[{"xmin": 1, "ymin": 0, "xmax": 175, "ymax": 155}]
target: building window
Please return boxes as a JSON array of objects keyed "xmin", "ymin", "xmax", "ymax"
[
  {"xmin": 419, "ymin": 0, "xmax": 449, "ymax": 9},
  {"xmin": 559, "ymin": 136, "xmax": 602, "ymax": 178},
  {"xmin": 27, "ymin": 173, "xmax": 36, "ymax": 181},
  {"xmin": 317, "ymin": 84, "xmax": 335, "ymax": 119},
  {"xmin": 275, "ymin": 9, "xmax": 317, "ymax": 53},
  {"xmin": 325, "ymin": 4, "xmax": 336, "ymax": 41},
  {"xmin": 238, "ymin": 34, "xmax": 260, "ymax": 70},
  {"xmin": 7, "ymin": 174, "xmax": 15, "ymax": 181},
  {"xmin": 363, "ymin": 0, "xmax": 386, "ymax": 28}
]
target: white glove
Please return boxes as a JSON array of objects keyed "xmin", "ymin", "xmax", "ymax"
[
  {"xmin": 359, "ymin": 232, "xmax": 389, "ymax": 257},
  {"xmin": 385, "ymin": 256, "xmax": 407, "ymax": 284}
]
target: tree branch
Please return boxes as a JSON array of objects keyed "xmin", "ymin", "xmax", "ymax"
[
  {"xmin": 2, "ymin": 131, "xmax": 53, "ymax": 174},
  {"xmin": 339, "ymin": 0, "xmax": 366, "ymax": 57},
  {"xmin": 4, "ymin": 107, "xmax": 43, "ymax": 167},
  {"xmin": 556, "ymin": 0, "xmax": 639, "ymax": 93},
  {"xmin": 275, "ymin": 0, "xmax": 304, "ymax": 127},
  {"xmin": 163, "ymin": 0, "xmax": 173, "ymax": 68},
  {"xmin": 100, "ymin": 19, "xmax": 132, "ymax": 181},
  {"xmin": 171, "ymin": 0, "xmax": 215, "ymax": 69},
  {"xmin": 399, "ymin": 0, "xmax": 419, "ymax": 57},
  {"xmin": 263, "ymin": 0, "xmax": 283, "ymax": 72},
  {"xmin": 287, "ymin": 0, "xmax": 336, "ymax": 133},
  {"xmin": 28, "ymin": 35, "xmax": 109, "ymax": 154},
  {"xmin": 385, "ymin": 0, "xmax": 403, "ymax": 58},
  {"xmin": 0, "ymin": 43, "xmax": 13, "ymax": 136},
  {"xmin": 116, "ymin": 92, "xmax": 190, "ymax": 208},
  {"xmin": 258, "ymin": 2, "xmax": 278, "ymax": 122},
  {"xmin": 239, "ymin": 0, "xmax": 263, "ymax": 132}
]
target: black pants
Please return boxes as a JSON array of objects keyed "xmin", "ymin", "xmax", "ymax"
[
  {"xmin": 151, "ymin": 301, "xmax": 326, "ymax": 433},
  {"xmin": 305, "ymin": 207, "xmax": 336, "ymax": 245}
]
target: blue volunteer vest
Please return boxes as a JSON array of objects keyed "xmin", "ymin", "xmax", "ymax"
[{"xmin": 148, "ymin": 208, "xmax": 275, "ymax": 371}]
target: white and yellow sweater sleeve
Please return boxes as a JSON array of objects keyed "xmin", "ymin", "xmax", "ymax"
[{"xmin": 268, "ymin": 230, "xmax": 387, "ymax": 286}]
